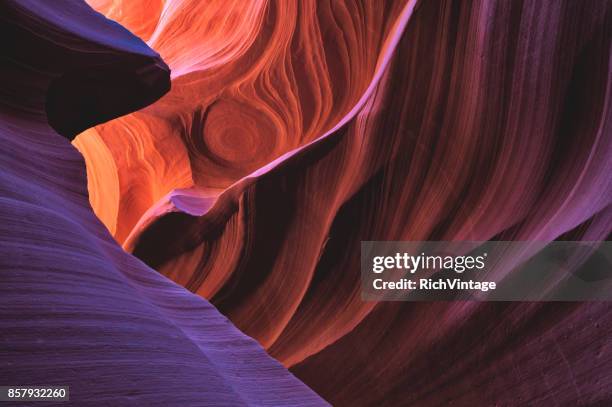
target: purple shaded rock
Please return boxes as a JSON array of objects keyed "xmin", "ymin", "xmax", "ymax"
[{"xmin": 0, "ymin": 1, "xmax": 327, "ymax": 405}]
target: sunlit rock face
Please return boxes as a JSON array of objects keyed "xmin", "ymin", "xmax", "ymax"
[
  {"xmin": 76, "ymin": 0, "xmax": 612, "ymax": 405},
  {"xmin": 0, "ymin": 1, "xmax": 327, "ymax": 405},
  {"xmin": 75, "ymin": 0, "xmax": 409, "ymax": 242}
]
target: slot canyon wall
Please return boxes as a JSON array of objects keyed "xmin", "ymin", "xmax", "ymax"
[
  {"xmin": 0, "ymin": 0, "xmax": 327, "ymax": 405},
  {"xmin": 1, "ymin": 0, "xmax": 610, "ymax": 405},
  {"xmin": 77, "ymin": 0, "xmax": 612, "ymax": 405}
]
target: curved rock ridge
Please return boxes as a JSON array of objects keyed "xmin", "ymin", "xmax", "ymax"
[
  {"xmin": 78, "ymin": 0, "xmax": 612, "ymax": 406},
  {"xmin": 75, "ymin": 0, "xmax": 410, "ymax": 242},
  {"xmin": 0, "ymin": 1, "xmax": 327, "ymax": 406}
]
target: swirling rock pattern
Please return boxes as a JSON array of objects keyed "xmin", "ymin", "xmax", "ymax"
[
  {"xmin": 76, "ymin": 0, "xmax": 612, "ymax": 405},
  {"xmin": 0, "ymin": 1, "xmax": 327, "ymax": 406}
]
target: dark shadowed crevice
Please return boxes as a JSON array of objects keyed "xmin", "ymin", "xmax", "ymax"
[{"xmin": 46, "ymin": 58, "xmax": 170, "ymax": 139}]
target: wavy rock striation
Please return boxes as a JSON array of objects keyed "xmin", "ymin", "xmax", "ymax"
[
  {"xmin": 77, "ymin": 0, "xmax": 612, "ymax": 405},
  {"xmin": 0, "ymin": 1, "xmax": 327, "ymax": 405}
]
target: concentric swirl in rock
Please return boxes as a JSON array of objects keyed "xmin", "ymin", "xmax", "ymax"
[
  {"xmin": 77, "ymin": 0, "xmax": 612, "ymax": 405},
  {"xmin": 0, "ymin": 1, "xmax": 327, "ymax": 405}
]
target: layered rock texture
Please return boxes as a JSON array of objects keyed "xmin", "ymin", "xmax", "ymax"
[
  {"xmin": 2, "ymin": 0, "xmax": 611, "ymax": 405},
  {"xmin": 76, "ymin": 0, "xmax": 612, "ymax": 405},
  {"xmin": 0, "ymin": 1, "xmax": 327, "ymax": 405}
]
